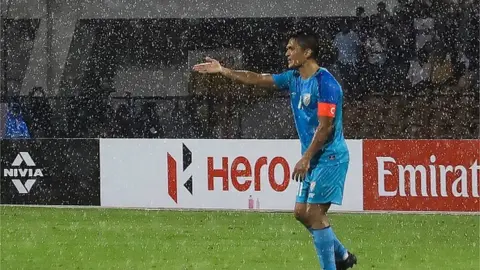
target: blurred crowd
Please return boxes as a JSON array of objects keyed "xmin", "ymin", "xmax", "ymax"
[
  {"xmin": 333, "ymin": 0, "xmax": 479, "ymax": 98},
  {"xmin": 1, "ymin": 0, "xmax": 479, "ymax": 140}
]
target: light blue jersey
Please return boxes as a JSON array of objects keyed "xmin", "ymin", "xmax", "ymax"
[{"xmin": 272, "ymin": 68, "xmax": 349, "ymax": 168}]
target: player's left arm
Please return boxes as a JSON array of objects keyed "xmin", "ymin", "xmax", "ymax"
[
  {"xmin": 302, "ymin": 74, "xmax": 339, "ymax": 161},
  {"xmin": 302, "ymin": 108, "xmax": 335, "ymax": 161},
  {"xmin": 292, "ymin": 102, "xmax": 336, "ymax": 181}
]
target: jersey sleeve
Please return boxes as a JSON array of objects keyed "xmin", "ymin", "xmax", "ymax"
[
  {"xmin": 316, "ymin": 72, "xmax": 341, "ymax": 118},
  {"xmin": 272, "ymin": 70, "xmax": 294, "ymax": 91}
]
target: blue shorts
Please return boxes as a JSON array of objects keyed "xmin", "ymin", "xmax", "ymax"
[{"xmin": 296, "ymin": 162, "xmax": 349, "ymax": 205}]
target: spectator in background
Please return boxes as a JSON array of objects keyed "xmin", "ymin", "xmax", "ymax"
[
  {"xmin": 4, "ymin": 103, "xmax": 30, "ymax": 139},
  {"xmin": 407, "ymin": 48, "xmax": 432, "ymax": 89},
  {"xmin": 353, "ymin": 6, "xmax": 371, "ymax": 96},
  {"xmin": 456, "ymin": 0, "xmax": 480, "ymax": 91},
  {"xmin": 364, "ymin": 27, "xmax": 388, "ymax": 91},
  {"xmin": 376, "ymin": 1, "xmax": 391, "ymax": 20},
  {"xmin": 371, "ymin": 2, "xmax": 392, "ymax": 31},
  {"xmin": 333, "ymin": 21, "xmax": 361, "ymax": 93},
  {"xmin": 387, "ymin": 25, "xmax": 413, "ymax": 91},
  {"xmin": 429, "ymin": 44, "xmax": 454, "ymax": 88},
  {"xmin": 458, "ymin": 0, "xmax": 479, "ymax": 76},
  {"xmin": 354, "ymin": 6, "xmax": 369, "ymax": 42},
  {"xmin": 356, "ymin": 6, "xmax": 366, "ymax": 18},
  {"xmin": 432, "ymin": 0, "xmax": 461, "ymax": 82},
  {"xmin": 393, "ymin": 0, "xmax": 416, "ymax": 55},
  {"xmin": 393, "ymin": 0, "xmax": 412, "ymax": 18},
  {"xmin": 413, "ymin": 5, "xmax": 434, "ymax": 51}
]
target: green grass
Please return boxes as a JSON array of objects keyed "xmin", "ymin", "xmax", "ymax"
[{"xmin": 1, "ymin": 206, "xmax": 479, "ymax": 270}]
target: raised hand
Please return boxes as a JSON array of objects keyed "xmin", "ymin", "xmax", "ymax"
[{"xmin": 192, "ymin": 57, "xmax": 223, "ymax": 74}]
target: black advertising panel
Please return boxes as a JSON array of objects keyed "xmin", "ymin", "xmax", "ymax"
[{"xmin": 0, "ymin": 139, "xmax": 100, "ymax": 205}]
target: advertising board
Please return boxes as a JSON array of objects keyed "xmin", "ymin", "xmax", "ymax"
[
  {"xmin": 363, "ymin": 139, "xmax": 479, "ymax": 212},
  {"xmin": 100, "ymin": 139, "xmax": 363, "ymax": 211}
]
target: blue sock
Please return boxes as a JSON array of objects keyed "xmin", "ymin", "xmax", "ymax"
[
  {"xmin": 308, "ymin": 227, "xmax": 347, "ymax": 261},
  {"xmin": 332, "ymin": 231, "xmax": 348, "ymax": 261},
  {"xmin": 311, "ymin": 226, "xmax": 336, "ymax": 270}
]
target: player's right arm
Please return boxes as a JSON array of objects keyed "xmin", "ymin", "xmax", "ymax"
[
  {"xmin": 220, "ymin": 67, "xmax": 275, "ymax": 88},
  {"xmin": 192, "ymin": 57, "xmax": 276, "ymax": 88}
]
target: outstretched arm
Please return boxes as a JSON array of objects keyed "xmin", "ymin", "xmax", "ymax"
[
  {"xmin": 219, "ymin": 67, "xmax": 275, "ymax": 87},
  {"xmin": 193, "ymin": 57, "xmax": 276, "ymax": 88}
]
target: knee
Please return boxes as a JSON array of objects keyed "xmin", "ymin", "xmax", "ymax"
[
  {"xmin": 306, "ymin": 204, "xmax": 330, "ymax": 227},
  {"xmin": 305, "ymin": 206, "xmax": 317, "ymax": 221},
  {"xmin": 307, "ymin": 205, "xmax": 329, "ymax": 221},
  {"xmin": 293, "ymin": 209, "xmax": 306, "ymax": 222}
]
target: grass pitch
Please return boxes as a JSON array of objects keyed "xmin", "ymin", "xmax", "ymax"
[{"xmin": 1, "ymin": 206, "xmax": 478, "ymax": 270}]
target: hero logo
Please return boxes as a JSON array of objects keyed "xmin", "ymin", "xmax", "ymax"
[
  {"xmin": 377, "ymin": 155, "xmax": 479, "ymax": 198},
  {"xmin": 167, "ymin": 144, "xmax": 193, "ymax": 203},
  {"xmin": 3, "ymin": 152, "xmax": 44, "ymax": 194},
  {"xmin": 167, "ymin": 145, "xmax": 291, "ymax": 202},
  {"xmin": 207, "ymin": 156, "xmax": 290, "ymax": 192}
]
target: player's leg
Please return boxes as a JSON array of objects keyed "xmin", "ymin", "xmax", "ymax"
[
  {"xmin": 306, "ymin": 163, "xmax": 356, "ymax": 270},
  {"xmin": 307, "ymin": 203, "xmax": 355, "ymax": 270},
  {"xmin": 308, "ymin": 164, "xmax": 348, "ymax": 261},
  {"xmin": 307, "ymin": 202, "xmax": 336, "ymax": 270},
  {"xmin": 294, "ymin": 179, "xmax": 311, "ymax": 231},
  {"xmin": 325, "ymin": 162, "xmax": 357, "ymax": 270}
]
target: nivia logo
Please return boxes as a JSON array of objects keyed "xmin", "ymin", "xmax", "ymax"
[
  {"xmin": 3, "ymin": 152, "xmax": 44, "ymax": 194},
  {"xmin": 167, "ymin": 144, "xmax": 193, "ymax": 203}
]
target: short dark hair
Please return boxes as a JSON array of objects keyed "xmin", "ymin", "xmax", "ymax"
[{"xmin": 289, "ymin": 32, "xmax": 319, "ymax": 60}]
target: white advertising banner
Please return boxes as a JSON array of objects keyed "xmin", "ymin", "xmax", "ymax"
[{"xmin": 100, "ymin": 139, "xmax": 363, "ymax": 212}]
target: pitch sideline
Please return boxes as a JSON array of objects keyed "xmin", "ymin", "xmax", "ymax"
[{"xmin": 0, "ymin": 204, "xmax": 478, "ymax": 216}]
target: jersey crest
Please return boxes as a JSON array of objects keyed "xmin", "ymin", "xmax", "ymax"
[{"xmin": 302, "ymin": 93, "xmax": 311, "ymax": 107}]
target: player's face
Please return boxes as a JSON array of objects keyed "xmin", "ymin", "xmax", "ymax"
[{"xmin": 285, "ymin": 38, "xmax": 308, "ymax": 68}]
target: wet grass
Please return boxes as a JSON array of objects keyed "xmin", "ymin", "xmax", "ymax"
[{"xmin": 1, "ymin": 206, "xmax": 478, "ymax": 270}]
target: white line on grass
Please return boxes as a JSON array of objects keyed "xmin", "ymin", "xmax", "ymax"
[{"xmin": 1, "ymin": 204, "xmax": 479, "ymax": 216}]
